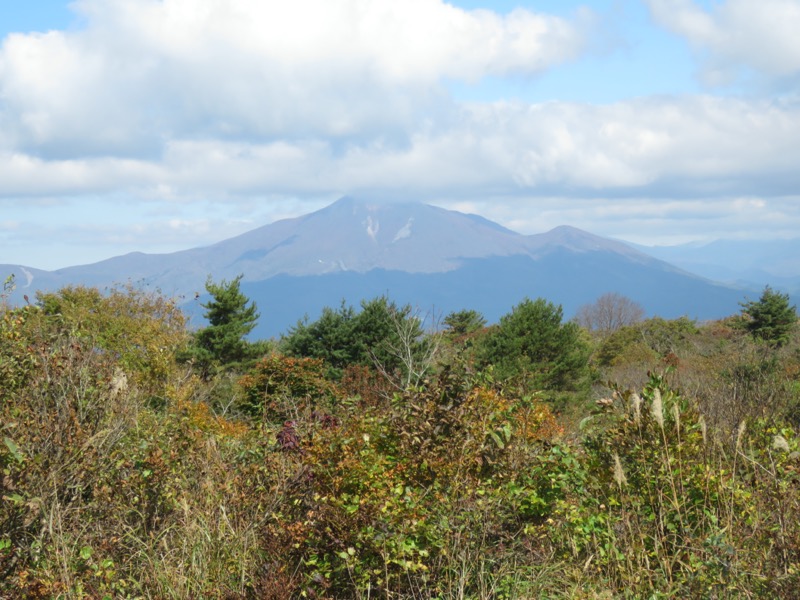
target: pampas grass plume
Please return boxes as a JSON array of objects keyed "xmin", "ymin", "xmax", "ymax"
[
  {"xmin": 672, "ymin": 403, "xmax": 680, "ymax": 434},
  {"xmin": 651, "ymin": 388, "xmax": 664, "ymax": 430},
  {"xmin": 613, "ymin": 452, "xmax": 627, "ymax": 488},
  {"xmin": 631, "ymin": 393, "xmax": 642, "ymax": 426},
  {"xmin": 736, "ymin": 420, "xmax": 747, "ymax": 449}
]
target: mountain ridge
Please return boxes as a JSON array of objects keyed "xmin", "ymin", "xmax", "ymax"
[{"xmin": 2, "ymin": 196, "xmax": 753, "ymax": 337}]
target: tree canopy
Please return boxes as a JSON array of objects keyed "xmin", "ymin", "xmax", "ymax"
[
  {"xmin": 282, "ymin": 296, "xmax": 432, "ymax": 384},
  {"xmin": 740, "ymin": 286, "xmax": 797, "ymax": 347},
  {"xmin": 183, "ymin": 275, "xmax": 263, "ymax": 375},
  {"xmin": 442, "ymin": 309, "xmax": 487, "ymax": 340},
  {"xmin": 476, "ymin": 297, "xmax": 590, "ymax": 394}
]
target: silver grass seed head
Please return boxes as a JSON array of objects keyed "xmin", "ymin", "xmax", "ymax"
[
  {"xmin": 773, "ymin": 434, "xmax": 790, "ymax": 452},
  {"xmin": 672, "ymin": 403, "xmax": 680, "ymax": 434},
  {"xmin": 736, "ymin": 420, "xmax": 747, "ymax": 449},
  {"xmin": 613, "ymin": 452, "xmax": 627, "ymax": 488},
  {"xmin": 651, "ymin": 388, "xmax": 664, "ymax": 430},
  {"xmin": 631, "ymin": 393, "xmax": 643, "ymax": 425}
]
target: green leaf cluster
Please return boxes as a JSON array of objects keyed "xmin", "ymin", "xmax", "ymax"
[{"xmin": 476, "ymin": 297, "xmax": 591, "ymax": 395}]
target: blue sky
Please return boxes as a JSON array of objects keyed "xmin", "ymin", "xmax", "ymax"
[{"xmin": 1, "ymin": 0, "xmax": 799, "ymax": 270}]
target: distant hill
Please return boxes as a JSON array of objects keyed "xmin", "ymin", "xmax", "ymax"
[
  {"xmin": 2, "ymin": 196, "xmax": 753, "ymax": 338},
  {"xmin": 633, "ymin": 238, "xmax": 800, "ymax": 294}
]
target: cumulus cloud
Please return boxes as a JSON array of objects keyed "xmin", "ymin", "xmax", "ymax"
[
  {"xmin": 646, "ymin": 0, "xmax": 800, "ymax": 86},
  {"xmin": 0, "ymin": 152, "xmax": 161, "ymax": 196},
  {"xmin": 1, "ymin": 94, "xmax": 799, "ymax": 201},
  {"xmin": 0, "ymin": 0, "xmax": 590, "ymax": 159},
  {"xmin": 3, "ymin": 0, "xmax": 797, "ymax": 204}
]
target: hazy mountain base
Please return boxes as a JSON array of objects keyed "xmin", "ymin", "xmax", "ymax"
[
  {"xmin": 635, "ymin": 238, "xmax": 800, "ymax": 294},
  {"xmin": 232, "ymin": 252, "xmax": 744, "ymax": 339}
]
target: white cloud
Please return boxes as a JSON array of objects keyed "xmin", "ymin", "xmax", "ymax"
[
  {"xmin": 1, "ymin": 0, "xmax": 800, "ymax": 270},
  {"xmin": 0, "ymin": 0, "xmax": 589, "ymax": 158},
  {"xmin": 3, "ymin": 0, "xmax": 795, "ymax": 204},
  {"xmin": 1, "ymin": 94, "xmax": 799, "ymax": 201},
  {"xmin": 0, "ymin": 152, "xmax": 161, "ymax": 196},
  {"xmin": 646, "ymin": 0, "xmax": 800, "ymax": 85},
  {"xmin": 163, "ymin": 95, "xmax": 800, "ymax": 199}
]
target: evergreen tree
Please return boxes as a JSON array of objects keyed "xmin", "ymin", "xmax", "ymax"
[
  {"xmin": 282, "ymin": 296, "xmax": 430, "ymax": 382},
  {"xmin": 282, "ymin": 301, "xmax": 359, "ymax": 376},
  {"xmin": 740, "ymin": 286, "xmax": 797, "ymax": 347},
  {"xmin": 185, "ymin": 275, "xmax": 262, "ymax": 376},
  {"xmin": 477, "ymin": 297, "xmax": 590, "ymax": 394},
  {"xmin": 443, "ymin": 309, "xmax": 487, "ymax": 339}
]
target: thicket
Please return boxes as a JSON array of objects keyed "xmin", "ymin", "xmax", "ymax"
[{"xmin": 1, "ymin": 283, "xmax": 799, "ymax": 598}]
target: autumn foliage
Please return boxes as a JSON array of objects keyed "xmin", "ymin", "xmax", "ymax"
[{"xmin": 2, "ymin": 284, "xmax": 800, "ymax": 598}]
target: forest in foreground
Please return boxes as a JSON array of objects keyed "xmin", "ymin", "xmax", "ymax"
[{"xmin": 2, "ymin": 273, "xmax": 800, "ymax": 599}]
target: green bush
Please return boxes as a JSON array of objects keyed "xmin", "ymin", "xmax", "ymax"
[
  {"xmin": 238, "ymin": 353, "xmax": 337, "ymax": 423},
  {"xmin": 476, "ymin": 297, "xmax": 591, "ymax": 396}
]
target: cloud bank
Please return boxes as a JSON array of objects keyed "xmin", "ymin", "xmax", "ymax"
[{"xmin": 1, "ymin": 0, "xmax": 799, "ymax": 268}]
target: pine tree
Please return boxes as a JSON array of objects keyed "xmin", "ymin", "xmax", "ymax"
[
  {"xmin": 443, "ymin": 309, "xmax": 487, "ymax": 339},
  {"xmin": 740, "ymin": 286, "xmax": 797, "ymax": 347},
  {"xmin": 186, "ymin": 275, "xmax": 262, "ymax": 376},
  {"xmin": 477, "ymin": 297, "xmax": 590, "ymax": 394}
]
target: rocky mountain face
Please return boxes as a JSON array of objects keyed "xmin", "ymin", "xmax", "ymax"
[{"xmin": 2, "ymin": 196, "xmax": 751, "ymax": 338}]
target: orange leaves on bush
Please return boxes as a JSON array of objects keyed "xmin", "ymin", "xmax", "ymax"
[
  {"xmin": 513, "ymin": 399, "xmax": 564, "ymax": 444},
  {"xmin": 339, "ymin": 364, "xmax": 394, "ymax": 407},
  {"xmin": 176, "ymin": 394, "xmax": 249, "ymax": 439}
]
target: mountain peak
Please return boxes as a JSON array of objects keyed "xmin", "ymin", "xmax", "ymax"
[
  {"xmin": 1, "ymin": 196, "xmax": 748, "ymax": 338},
  {"xmin": 528, "ymin": 224, "xmax": 648, "ymax": 260},
  {"xmin": 324, "ymin": 195, "xmax": 417, "ymax": 212}
]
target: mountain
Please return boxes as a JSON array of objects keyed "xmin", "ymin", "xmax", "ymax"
[
  {"xmin": 2, "ymin": 196, "xmax": 753, "ymax": 338},
  {"xmin": 633, "ymin": 238, "xmax": 800, "ymax": 293}
]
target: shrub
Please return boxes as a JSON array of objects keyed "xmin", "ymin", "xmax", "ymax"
[
  {"xmin": 559, "ymin": 374, "xmax": 800, "ymax": 596},
  {"xmin": 238, "ymin": 353, "xmax": 337, "ymax": 423},
  {"xmin": 268, "ymin": 364, "xmax": 565, "ymax": 598},
  {"xmin": 476, "ymin": 297, "xmax": 591, "ymax": 396}
]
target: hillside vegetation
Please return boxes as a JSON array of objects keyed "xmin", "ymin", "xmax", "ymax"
[{"xmin": 2, "ymin": 276, "xmax": 799, "ymax": 599}]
